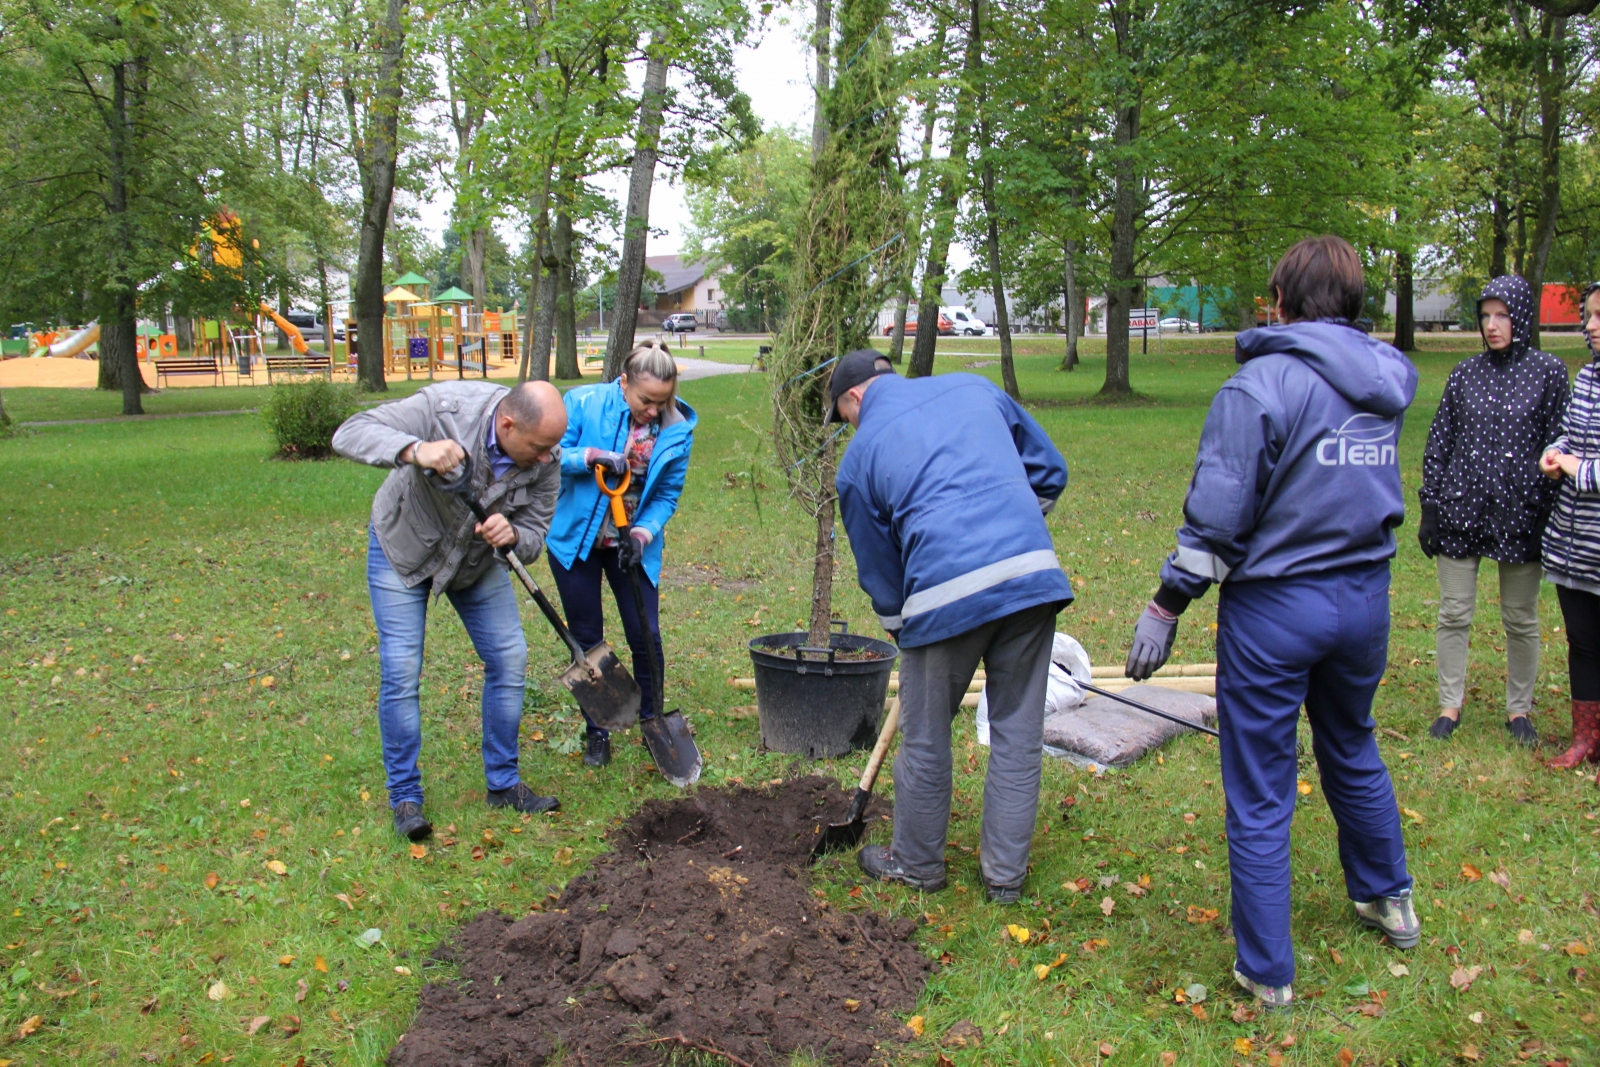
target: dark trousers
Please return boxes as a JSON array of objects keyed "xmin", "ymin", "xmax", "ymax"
[
  {"xmin": 1215, "ymin": 561, "xmax": 1412, "ymax": 988},
  {"xmin": 1555, "ymin": 584, "xmax": 1600, "ymax": 701},
  {"xmin": 548, "ymin": 546, "xmax": 661, "ymax": 736}
]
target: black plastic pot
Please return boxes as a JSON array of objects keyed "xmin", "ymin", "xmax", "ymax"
[{"xmin": 747, "ymin": 621, "xmax": 898, "ymax": 758}]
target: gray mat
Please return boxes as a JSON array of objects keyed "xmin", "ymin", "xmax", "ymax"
[{"xmin": 1042, "ymin": 684, "xmax": 1217, "ymax": 768}]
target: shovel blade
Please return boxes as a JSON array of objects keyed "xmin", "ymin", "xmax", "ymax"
[
  {"xmin": 561, "ymin": 642, "xmax": 640, "ymax": 733},
  {"xmin": 811, "ymin": 786, "xmax": 871, "ymax": 858},
  {"xmin": 639, "ymin": 710, "xmax": 702, "ymax": 788}
]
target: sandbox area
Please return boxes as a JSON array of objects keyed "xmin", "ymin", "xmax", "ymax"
[{"xmin": 390, "ymin": 777, "xmax": 933, "ymax": 1067}]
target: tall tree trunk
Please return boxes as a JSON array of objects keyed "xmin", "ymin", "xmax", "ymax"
[
  {"xmin": 1394, "ymin": 248, "xmax": 1416, "ymax": 351},
  {"xmin": 1490, "ymin": 191, "xmax": 1510, "ymax": 278},
  {"xmin": 99, "ymin": 57, "xmax": 147, "ymax": 413},
  {"xmin": 465, "ymin": 228, "xmax": 489, "ymax": 306},
  {"xmin": 907, "ymin": 0, "xmax": 981, "ymax": 379},
  {"xmin": 1527, "ymin": 13, "xmax": 1567, "ymax": 349},
  {"xmin": 604, "ymin": 42, "xmax": 669, "ymax": 381},
  {"xmin": 811, "ymin": 0, "xmax": 832, "ymax": 162},
  {"xmin": 316, "ymin": 256, "xmax": 332, "ymax": 353},
  {"xmin": 524, "ymin": 220, "xmax": 556, "ymax": 382},
  {"xmin": 887, "ymin": 48, "xmax": 943, "ymax": 365},
  {"xmin": 888, "ymin": 294, "xmax": 910, "ymax": 361},
  {"xmin": 1103, "ymin": 99, "xmax": 1139, "ymax": 396},
  {"xmin": 979, "ymin": 157, "xmax": 1017, "ymax": 398},
  {"xmin": 347, "ymin": 0, "xmax": 408, "ymax": 393},
  {"xmin": 1062, "ymin": 234, "xmax": 1081, "ymax": 370},
  {"xmin": 0, "ymin": 388, "xmax": 10, "ymax": 431},
  {"xmin": 101, "ymin": 313, "xmax": 142, "ymax": 415},
  {"xmin": 175, "ymin": 315, "xmax": 193, "ymax": 355},
  {"xmin": 553, "ymin": 208, "xmax": 580, "ymax": 379},
  {"xmin": 807, "ymin": 495, "xmax": 837, "ymax": 647},
  {"xmin": 274, "ymin": 287, "xmax": 290, "ymax": 350}
]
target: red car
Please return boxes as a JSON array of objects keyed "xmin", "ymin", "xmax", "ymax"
[{"xmin": 883, "ymin": 314, "xmax": 954, "ymax": 337}]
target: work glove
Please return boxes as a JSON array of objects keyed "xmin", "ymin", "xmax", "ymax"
[
  {"xmin": 616, "ymin": 526, "xmax": 651, "ymax": 570},
  {"xmin": 585, "ymin": 448, "xmax": 627, "ymax": 476},
  {"xmin": 1125, "ymin": 602, "xmax": 1179, "ymax": 681},
  {"xmin": 1417, "ymin": 501, "xmax": 1440, "ymax": 559}
]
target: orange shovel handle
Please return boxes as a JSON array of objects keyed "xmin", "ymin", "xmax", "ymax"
[{"xmin": 594, "ymin": 466, "xmax": 632, "ymax": 529}]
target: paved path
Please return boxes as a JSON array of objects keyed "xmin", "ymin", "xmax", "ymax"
[
  {"xmin": 19, "ymin": 408, "xmax": 260, "ymax": 427},
  {"xmin": 672, "ymin": 356, "xmax": 757, "ymax": 381}
]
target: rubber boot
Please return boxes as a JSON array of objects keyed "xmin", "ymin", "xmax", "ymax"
[{"xmin": 1548, "ymin": 700, "xmax": 1600, "ymax": 770}]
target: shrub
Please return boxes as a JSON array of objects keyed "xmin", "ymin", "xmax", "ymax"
[{"xmin": 261, "ymin": 379, "xmax": 361, "ymax": 459}]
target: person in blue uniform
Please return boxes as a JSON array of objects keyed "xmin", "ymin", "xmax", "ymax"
[{"xmin": 1124, "ymin": 235, "xmax": 1420, "ymax": 1006}]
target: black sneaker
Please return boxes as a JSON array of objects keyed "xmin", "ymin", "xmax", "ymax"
[
  {"xmin": 985, "ymin": 880, "xmax": 1023, "ymax": 905},
  {"xmin": 1428, "ymin": 715, "xmax": 1459, "ymax": 740},
  {"xmin": 392, "ymin": 801, "xmax": 432, "ymax": 842},
  {"xmin": 584, "ymin": 730, "xmax": 611, "ymax": 768},
  {"xmin": 486, "ymin": 782, "xmax": 560, "ymax": 814},
  {"xmin": 856, "ymin": 844, "xmax": 947, "ymax": 892},
  {"xmin": 1507, "ymin": 716, "xmax": 1539, "ymax": 747}
]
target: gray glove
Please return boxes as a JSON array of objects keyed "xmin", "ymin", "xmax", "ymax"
[
  {"xmin": 585, "ymin": 448, "xmax": 627, "ymax": 476},
  {"xmin": 1125, "ymin": 603, "xmax": 1178, "ymax": 681}
]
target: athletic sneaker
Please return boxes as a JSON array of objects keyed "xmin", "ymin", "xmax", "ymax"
[
  {"xmin": 1233, "ymin": 966, "xmax": 1293, "ymax": 1008},
  {"xmin": 984, "ymin": 881, "xmax": 1022, "ymax": 905},
  {"xmin": 856, "ymin": 845, "xmax": 947, "ymax": 892},
  {"xmin": 1354, "ymin": 889, "xmax": 1421, "ymax": 949},
  {"xmin": 584, "ymin": 730, "xmax": 611, "ymax": 768},
  {"xmin": 392, "ymin": 801, "xmax": 432, "ymax": 842},
  {"xmin": 486, "ymin": 782, "xmax": 561, "ymax": 814}
]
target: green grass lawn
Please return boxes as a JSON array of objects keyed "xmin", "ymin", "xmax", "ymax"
[{"xmin": 2, "ymin": 344, "xmax": 1597, "ymax": 1066}]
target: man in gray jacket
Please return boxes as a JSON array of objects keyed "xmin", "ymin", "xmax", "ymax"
[{"xmin": 333, "ymin": 380, "xmax": 567, "ymax": 840}]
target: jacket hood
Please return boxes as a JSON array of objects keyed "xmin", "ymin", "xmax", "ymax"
[
  {"xmin": 1236, "ymin": 321, "xmax": 1418, "ymax": 417},
  {"xmin": 1478, "ymin": 274, "xmax": 1535, "ymax": 360}
]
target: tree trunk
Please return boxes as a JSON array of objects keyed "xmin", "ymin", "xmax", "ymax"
[
  {"xmin": 316, "ymin": 257, "xmax": 332, "ymax": 353},
  {"xmin": 524, "ymin": 220, "xmax": 556, "ymax": 382},
  {"xmin": 1527, "ymin": 13, "xmax": 1567, "ymax": 349},
  {"xmin": 811, "ymin": 0, "xmax": 832, "ymax": 162},
  {"xmin": 465, "ymin": 228, "xmax": 489, "ymax": 307},
  {"xmin": 888, "ymin": 293, "xmax": 910, "ymax": 361},
  {"xmin": 348, "ymin": 0, "xmax": 409, "ymax": 392},
  {"xmin": 100, "ymin": 313, "xmax": 143, "ymax": 415},
  {"xmin": 175, "ymin": 315, "xmax": 193, "ymax": 356},
  {"xmin": 553, "ymin": 208, "xmax": 580, "ymax": 379},
  {"xmin": 274, "ymin": 288, "xmax": 290, "ymax": 350},
  {"xmin": 907, "ymin": 0, "xmax": 981, "ymax": 379},
  {"xmin": 1062, "ymin": 234, "xmax": 1081, "ymax": 370},
  {"xmin": 1103, "ymin": 99, "xmax": 1139, "ymax": 396},
  {"xmin": 604, "ymin": 42, "xmax": 669, "ymax": 381},
  {"xmin": 888, "ymin": 26, "xmax": 945, "ymax": 367},
  {"xmin": 1394, "ymin": 248, "xmax": 1416, "ymax": 352},
  {"xmin": 99, "ymin": 58, "xmax": 147, "ymax": 413},
  {"xmin": 980, "ymin": 161, "xmax": 1017, "ymax": 398},
  {"xmin": 0, "ymin": 388, "xmax": 9, "ymax": 430},
  {"xmin": 807, "ymin": 496, "xmax": 836, "ymax": 647}
]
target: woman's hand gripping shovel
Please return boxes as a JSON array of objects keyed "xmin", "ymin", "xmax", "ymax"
[
  {"xmin": 425, "ymin": 462, "xmax": 641, "ymax": 731},
  {"xmin": 595, "ymin": 466, "xmax": 703, "ymax": 787}
]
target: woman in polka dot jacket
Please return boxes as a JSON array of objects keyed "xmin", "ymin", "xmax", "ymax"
[
  {"xmin": 1418, "ymin": 275, "xmax": 1568, "ymax": 745},
  {"xmin": 1539, "ymin": 282, "xmax": 1600, "ymax": 780}
]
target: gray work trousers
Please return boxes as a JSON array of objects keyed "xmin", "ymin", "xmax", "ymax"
[
  {"xmin": 1435, "ymin": 555, "xmax": 1542, "ymax": 716},
  {"xmin": 891, "ymin": 602, "xmax": 1057, "ymax": 890}
]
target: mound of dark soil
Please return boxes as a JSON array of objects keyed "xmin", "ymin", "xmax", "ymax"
[{"xmin": 390, "ymin": 777, "xmax": 935, "ymax": 1067}]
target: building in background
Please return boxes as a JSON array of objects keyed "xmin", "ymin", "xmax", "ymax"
[{"xmin": 643, "ymin": 255, "xmax": 727, "ymax": 327}]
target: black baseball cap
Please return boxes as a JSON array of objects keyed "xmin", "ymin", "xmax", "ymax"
[{"xmin": 824, "ymin": 349, "xmax": 895, "ymax": 423}]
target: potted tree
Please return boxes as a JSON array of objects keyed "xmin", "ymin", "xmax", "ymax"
[{"xmin": 748, "ymin": 0, "xmax": 906, "ymax": 758}]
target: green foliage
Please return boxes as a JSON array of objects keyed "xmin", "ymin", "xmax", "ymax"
[{"xmin": 260, "ymin": 379, "xmax": 362, "ymax": 459}]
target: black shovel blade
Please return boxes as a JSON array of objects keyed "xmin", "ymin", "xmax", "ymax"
[
  {"xmin": 561, "ymin": 642, "xmax": 641, "ymax": 732},
  {"xmin": 639, "ymin": 709, "xmax": 702, "ymax": 787},
  {"xmin": 811, "ymin": 786, "xmax": 871, "ymax": 858}
]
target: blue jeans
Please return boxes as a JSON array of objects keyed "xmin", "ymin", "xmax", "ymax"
[
  {"xmin": 367, "ymin": 526, "xmax": 527, "ymax": 807},
  {"xmin": 1216, "ymin": 561, "xmax": 1412, "ymax": 989},
  {"xmin": 548, "ymin": 545, "xmax": 660, "ymax": 739}
]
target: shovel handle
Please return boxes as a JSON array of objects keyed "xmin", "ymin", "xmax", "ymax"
[
  {"xmin": 594, "ymin": 466, "xmax": 632, "ymax": 529},
  {"xmin": 857, "ymin": 697, "xmax": 900, "ymax": 792},
  {"xmin": 1078, "ymin": 680, "xmax": 1220, "ymax": 738}
]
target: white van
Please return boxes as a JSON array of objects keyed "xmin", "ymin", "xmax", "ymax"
[{"xmin": 942, "ymin": 307, "xmax": 987, "ymax": 336}]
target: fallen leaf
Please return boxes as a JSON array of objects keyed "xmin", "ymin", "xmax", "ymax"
[
  {"xmin": 1338, "ymin": 1049, "xmax": 1354, "ymax": 1067},
  {"xmin": 1469, "ymin": 1011, "xmax": 1485, "ymax": 1024},
  {"xmin": 1279, "ymin": 1034, "xmax": 1297, "ymax": 1048},
  {"xmin": 334, "ymin": 893, "xmax": 354, "ymax": 910},
  {"xmin": 409, "ymin": 844, "xmax": 427, "ymax": 860},
  {"xmin": 471, "ymin": 845, "xmax": 486, "ymax": 861},
  {"xmin": 1100, "ymin": 897, "xmax": 1115, "ymax": 916},
  {"xmin": 941, "ymin": 1020, "xmax": 983, "ymax": 1049},
  {"xmin": 140, "ymin": 997, "xmax": 158, "ymax": 1014},
  {"xmin": 1099, "ymin": 1042, "xmax": 1116, "ymax": 1058},
  {"xmin": 528, "ymin": 730, "xmax": 545, "ymax": 742},
  {"xmin": 1402, "ymin": 807, "xmax": 1425, "ymax": 823},
  {"xmin": 1185, "ymin": 906, "xmax": 1219, "ymax": 924},
  {"xmin": 553, "ymin": 846, "xmax": 574, "ymax": 865},
  {"xmin": 1488, "ymin": 869, "xmax": 1511, "ymax": 889},
  {"xmin": 1566, "ymin": 942, "xmax": 1590, "ymax": 956},
  {"xmin": 278, "ymin": 954, "xmax": 295, "ymax": 967},
  {"xmin": 265, "ymin": 860, "xmax": 288, "ymax": 877},
  {"xmin": 1235, "ymin": 1038, "xmax": 1255, "ymax": 1056},
  {"xmin": 1189, "ymin": 1003, "xmax": 1208, "ymax": 1021},
  {"xmin": 295, "ymin": 979, "xmax": 308, "ymax": 1002},
  {"xmin": 1007, "ymin": 924, "xmax": 1031, "ymax": 943},
  {"xmin": 1356, "ymin": 999, "xmax": 1386, "ymax": 1018},
  {"xmin": 1330, "ymin": 948, "xmax": 1344, "ymax": 965},
  {"xmin": 206, "ymin": 981, "xmax": 231, "ymax": 1002},
  {"xmin": 843, "ymin": 998, "xmax": 861, "ymax": 1012},
  {"xmin": 356, "ymin": 928, "xmax": 382, "ymax": 947},
  {"xmin": 280, "ymin": 1015, "xmax": 300, "ymax": 1036},
  {"xmin": 1389, "ymin": 962, "xmax": 1411, "ymax": 977},
  {"xmin": 313, "ymin": 955, "xmax": 328, "ymax": 973},
  {"xmin": 17, "ymin": 1015, "xmax": 42, "ymax": 1038},
  {"xmin": 1344, "ymin": 980, "xmax": 1370, "ymax": 997},
  {"xmin": 1268, "ymin": 1055, "xmax": 1284, "ymax": 1067},
  {"xmin": 1160, "ymin": 1054, "xmax": 1177, "ymax": 1067},
  {"xmin": 394, "ymin": 966, "xmax": 412, "ymax": 976},
  {"xmin": 245, "ymin": 1015, "xmax": 270, "ymax": 1036},
  {"xmin": 1460, "ymin": 1044, "xmax": 1481, "ymax": 1062},
  {"xmin": 907, "ymin": 1015, "xmax": 925, "ymax": 1037},
  {"xmin": 1297, "ymin": 780, "xmax": 1312, "ymax": 795},
  {"xmin": 1231, "ymin": 1002, "xmax": 1257, "ymax": 1024},
  {"xmin": 1518, "ymin": 929, "xmax": 1536, "ymax": 944},
  {"xmin": 203, "ymin": 872, "xmax": 220, "ymax": 890},
  {"xmin": 1461, "ymin": 863, "xmax": 1483, "ymax": 882},
  {"xmin": 259, "ymin": 675, "xmax": 275, "ymax": 689},
  {"xmin": 934, "ymin": 1055, "xmax": 955, "ymax": 1067},
  {"xmin": 1450, "ymin": 965, "xmax": 1484, "ymax": 991},
  {"xmin": 1184, "ymin": 982, "xmax": 1208, "ymax": 1003},
  {"xmin": 1034, "ymin": 964, "xmax": 1053, "ymax": 980}
]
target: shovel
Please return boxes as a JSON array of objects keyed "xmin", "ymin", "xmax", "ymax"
[
  {"xmin": 596, "ymin": 466, "xmax": 703, "ymax": 787},
  {"xmin": 813, "ymin": 697, "xmax": 900, "ymax": 858},
  {"xmin": 427, "ymin": 463, "xmax": 641, "ymax": 732}
]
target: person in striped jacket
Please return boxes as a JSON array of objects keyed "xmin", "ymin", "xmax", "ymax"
[{"xmin": 1540, "ymin": 281, "xmax": 1600, "ymax": 780}]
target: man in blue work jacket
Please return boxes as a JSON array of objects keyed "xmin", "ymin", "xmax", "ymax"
[
  {"xmin": 1125, "ymin": 235, "xmax": 1420, "ymax": 1007},
  {"xmin": 830, "ymin": 349, "xmax": 1073, "ymax": 903}
]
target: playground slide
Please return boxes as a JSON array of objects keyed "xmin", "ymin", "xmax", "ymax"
[
  {"xmin": 259, "ymin": 302, "xmax": 309, "ymax": 355},
  {"xmin": 40, "ymin": 323, "xmax": 99, "ymax": 358}
]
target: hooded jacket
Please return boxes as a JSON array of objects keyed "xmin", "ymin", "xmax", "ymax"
[
  {"xmin": 1542, "ymin": 285, "xmax": 1600, "ymax": 590},
  {"xmin": 1155, "ymin": 321, "xmax": 1419, "ymax": 610},
  {"xmin": 836, "ymin": 372, "xmax": 1072, "ymax": 648},
  {"xmin": 1419, "ymin": 275, "xmax": 1568, "ymax": 563}
]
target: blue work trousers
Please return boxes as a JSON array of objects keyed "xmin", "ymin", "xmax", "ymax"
[
  {"xmin": 548, "ymin": 545, "xmax": 661, "ymax": 738},
  {"xmin": 1216, "ymin": 561, "xmax": 1412, "ymax": 989},
  {"xmin": 367, "ymin": 526, "xmax": 528, "ymax": 807}
]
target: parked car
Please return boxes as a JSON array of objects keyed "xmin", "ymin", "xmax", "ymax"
[
  {"xmin": 1157, "ymin": 317, "xmax": 1194, "ymax": 334},
  {"xmin": 283, "ymin": 309, "xmax": 343, "ymax": 342},
  {"xmin": 663, "ymin": 313, "xmax": 697, "ymax": 333},
  {"xmin": 943, "ymin": 307, "xmax": 987, "ymax": 336},
  {"xmin": 883, "ymin": 313, "xmax": 955, "ymax": 337}
]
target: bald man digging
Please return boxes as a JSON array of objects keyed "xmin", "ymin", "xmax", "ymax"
[{"xmin": 334, "ymin": 380, "xmax": 568, "ymax": 839}]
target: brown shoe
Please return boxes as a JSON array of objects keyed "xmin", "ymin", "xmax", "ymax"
[{"xmin": 1549, "ymin": 700, "xmax": 1600, "ymax": 770}]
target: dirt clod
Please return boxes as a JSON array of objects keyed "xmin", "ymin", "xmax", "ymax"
[{"xmin": 389, "ymin": 776, "xmax": 933, "ymax": 1066}]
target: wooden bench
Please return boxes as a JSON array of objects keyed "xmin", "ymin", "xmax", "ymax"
[
  {"xmin": 265, "ymin": 354, "xmax": 332, "ymax": 382},
  {"xmin": 153, "ymin": 356, "xmax": 221, "ymax": 387}
]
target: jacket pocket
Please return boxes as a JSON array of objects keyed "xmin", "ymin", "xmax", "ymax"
[
  {"xmin": 383, "ymin": 488, "xmax": 444, "ymax": 574},
  {"xmin": 1436, "ymin": 457, "xmax": 1482, "ymax": 531}
]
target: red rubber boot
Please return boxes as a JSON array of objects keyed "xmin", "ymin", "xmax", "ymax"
[{"xmin": 1548, "ymin": 700, "xmax": 1600, "ymax": 770}]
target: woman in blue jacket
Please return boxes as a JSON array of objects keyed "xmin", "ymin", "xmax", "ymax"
[
  {"xmin": 1126, "ymin": 236, "xmax": 1419, "ymax": 1007},
  {"xmin": 547, "ymin": 342, "xmax": 695, "ymax": 768}
]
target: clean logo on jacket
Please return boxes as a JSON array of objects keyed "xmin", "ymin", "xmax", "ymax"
[{"xmin": 1316, "ymin": 413, "xmax": 1398, "ymax": 467}]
